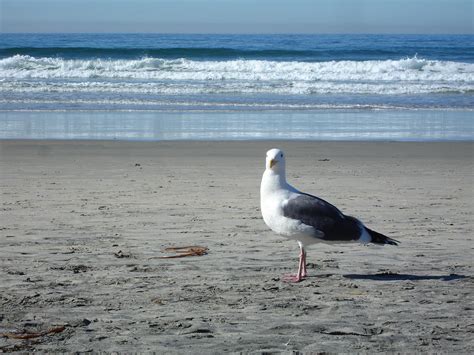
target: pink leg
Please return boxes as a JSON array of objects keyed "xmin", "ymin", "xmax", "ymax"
[
  {"xmin": 301, "ymin": 249, "xmax": 308, "ymax": 277},
  {"xmin": 282, "ymin": 246, "xmax": 306, "ymax": 283}
]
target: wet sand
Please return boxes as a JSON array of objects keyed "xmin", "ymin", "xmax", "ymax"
[{"xmin": 0, "ymin": 140, "xmax": 473, "ymax": 352}]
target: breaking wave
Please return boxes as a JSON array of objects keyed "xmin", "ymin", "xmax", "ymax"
[{"xmin": 1, "ymin": 55, "xmax": 473, "ymax": 96}]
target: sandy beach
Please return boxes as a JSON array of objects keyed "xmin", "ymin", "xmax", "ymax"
[{"xmin": 0, "ymin": 140, "xmax": 473, "ymax": 353}]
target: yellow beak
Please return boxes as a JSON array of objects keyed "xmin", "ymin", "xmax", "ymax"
[{"xmin": 269, "ymin": 159, "xmax": 277, "ymax": 168}]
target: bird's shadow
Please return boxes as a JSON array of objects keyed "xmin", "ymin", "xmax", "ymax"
[{"xmin": 343, "ymin": 272, "xmax": 468, "ymax": 282}]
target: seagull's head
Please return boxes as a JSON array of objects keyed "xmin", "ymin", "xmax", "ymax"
[{"xmin": 266, "ymin": 148, "xmax": 286, "ymax": 173}]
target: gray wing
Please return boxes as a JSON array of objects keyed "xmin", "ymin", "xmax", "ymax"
[{"xmin": 282, "ymin": 193, "xmax": 362, "ymax": 241}]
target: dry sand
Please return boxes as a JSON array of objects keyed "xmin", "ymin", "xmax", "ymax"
[{"xmin": 0, "ymin": 140, "xmax": 473, "ymax": 353}]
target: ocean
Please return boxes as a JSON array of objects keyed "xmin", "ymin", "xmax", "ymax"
[{"xmin": 0, "ymin": 33, "xmax": 473, "ymax": 140}]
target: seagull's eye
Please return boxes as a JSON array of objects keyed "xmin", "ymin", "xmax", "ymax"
[{"xmin": 280, "ymin": 153, "xmax": 283, "ymax": 157}]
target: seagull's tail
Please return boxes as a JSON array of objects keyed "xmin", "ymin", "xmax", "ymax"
[{"xmin": 366, "ymin": 227, "xmax": 399, "ymax": 246}]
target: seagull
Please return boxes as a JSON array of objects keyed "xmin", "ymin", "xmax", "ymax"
[{"xmin": 260, "ymin": 148, "xmax": 399, "ymax": 283}]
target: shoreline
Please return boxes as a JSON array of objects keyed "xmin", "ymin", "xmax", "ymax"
[
  {"xmin": 1, "ymin": 110, "xmax": 473, "ymax": 141},
  {"xmin": 1, "ymin": 140, "xmax": 473, "ymax": 352}
]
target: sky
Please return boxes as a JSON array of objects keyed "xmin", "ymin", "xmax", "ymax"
[{"xmin": 1, "ymin": 0, "xmax": 473, "ymax": 34}]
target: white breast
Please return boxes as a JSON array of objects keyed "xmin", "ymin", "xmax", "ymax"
[
  {"xmin": 260, "ymin": 176, "xmax": 313, "ymax": 238},
  {"xmin": 261, "ymin": 191, "xmax": 288, "ymax": 234},
  {"xmin": 260, "ymin": 168, "xmax": 326, "ymax": 247}
]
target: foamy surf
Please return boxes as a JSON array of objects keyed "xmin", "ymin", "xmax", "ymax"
[
  {"xmin": 1, "ymin": 54, "xmax": 472, "ymax": 81},
  {"xmin": 1, "ymin": 55, "xmax": 473, "ymax": 97},
  {"xmin": 1, "ymin": 34, "xmax": 473, "ymax": 111}
]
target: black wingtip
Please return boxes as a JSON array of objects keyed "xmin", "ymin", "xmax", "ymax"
[
  {"xmin": 384, "ymin": 237, "xmax": 400, "ymax": 246},
  {"xmin": 366, "ymin": 227, "xmax": 399, "ymax": 246}
]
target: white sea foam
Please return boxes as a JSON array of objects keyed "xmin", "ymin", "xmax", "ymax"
[
  {"xmin": 1, "ymin": 54, "xmax": 473, "ymax": 84},
  {"xmin": 0, "ymin": 98, "xmax": 397, "ymax": 110},
  {"xmin": 2, "ymin": 78, "xmax": 473, "ymax": 96}
]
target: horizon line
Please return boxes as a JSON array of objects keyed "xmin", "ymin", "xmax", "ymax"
[{"xmin": 2, "ymin": 31, "xmax": 473, "ymax": 36}]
